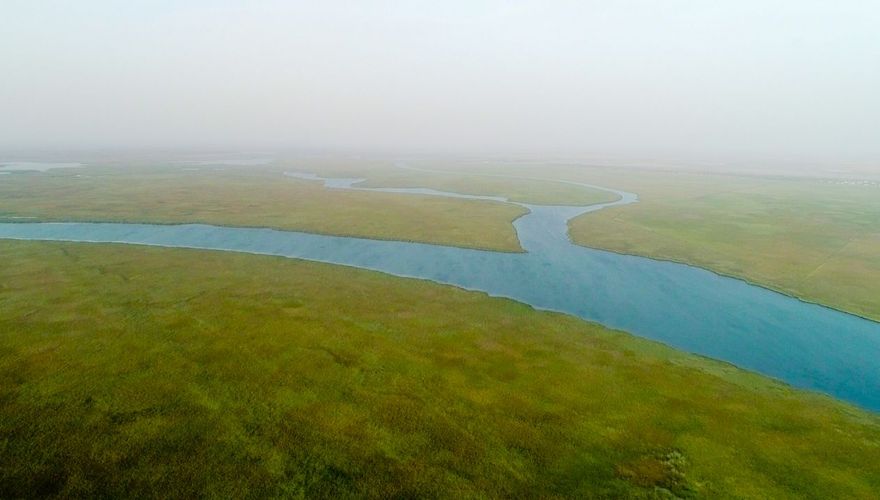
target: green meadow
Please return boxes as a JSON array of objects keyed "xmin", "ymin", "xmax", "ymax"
[
  {"xmin": 416, "ymin": 161, "xmax": 880, "ymax": 321},
  {"xmin": 3, "ymin": 159, "xmax": 878, "ymax": 319},
  {"xmin": 284, "ymin": 158, "xmax": 619, "ymax": 206},
  {"xmin": 0, "ymin": 160, "xmax": 615, "ymax": 254},
  {"xmin": 2, "ymin": 240, "xmax": 879, "ymax": 498},
  {"xmin": 565, "ymin": 174, "xmax": 880, "ymax": 321},
  {"xmin": 0, "ymin": 164, "xmax": 526, "ymax": 252}
]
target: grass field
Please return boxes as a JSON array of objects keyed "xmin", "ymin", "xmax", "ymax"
[
  {"xmin": 416, "ymin": 161, "xmax": 880, "ymax": 321},
  {"xmin": 0, "ymin": 164, "xmax": 526, "ymax": 252},
  {"xmin": 0, "ymin": 160, "xmax": 617, "ymax": 254},
  {"xmin": 1, "ymin": 240, "xmax": 879, "ymax": 498},
  {"xmin": 565, "ymin": 173, "xmax": 880, "ymax": 321},
  {"xmin": 360, "ymin": 171, "xmax": 618, "ymax": 206},
  {"xmin": 282, "ymin": 158, "xmax": 620, "ymax": 206},
  {"xmin": 5, "ymin": 157, "xmax": 878, "ymax": 319}
]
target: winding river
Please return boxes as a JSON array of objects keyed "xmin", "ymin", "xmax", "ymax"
[{"xmin": 2, "ymin": 171, "xmax": 880, "ymax": 411}]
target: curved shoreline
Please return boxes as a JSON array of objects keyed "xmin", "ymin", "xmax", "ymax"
[
  {"xmin": 0, "ymin": 215, "xmax": 529, "ymax": 254},
  {"xmin": 4, "ymin": 235, "xmax": 854, "ymax": 411},
  {"xmin": 389, "ymin": 163, "xmax": 879, "ymax": 323},
  {"xmin": 569, "ymin": 242, "xmax": 880, "ymax": 324},
  {"xmin": 2, "ymin": 170, "xmax": 880, "ymax": 411},
  {"xmin": 8, "ymin": 214, "xmax": 874, "ymax": 325},
  {"xmin": 5, "ymin": 164, "xmax": 874, "ymax": 322}
]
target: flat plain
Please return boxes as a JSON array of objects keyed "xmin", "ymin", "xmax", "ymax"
[
  {"xmin": 0, "ymin": 160, "xmax": 619, "ymax": 254},
  {"xmin": 418, "ymin": 161, "xmax": 880, "ymax": 321},
  {"xmin": 0, "ymin": 163, "xmax": 526, "ymax": 252},
  {"xmin": 566, "ymin": 172, "xmax": 880, "ymax": 321},
  {"xmin": 4, "ymin": 159, "xmax": 878, "ymax": 320},
  {"xmin": 3, "ymin": 159, "xmax": 880, "ymax": 498},
  {"xmin": 2, "ymin": 241, "xmax": 879, "ymax": 498}
]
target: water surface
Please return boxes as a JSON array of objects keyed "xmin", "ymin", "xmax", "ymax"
[
  {"xmin": 0, "ymin": 162, "xmax": 82, "ymax": 172},
  {"xmin": 2, "ymin": 173, "xmax": 879, "ymax": 411}
]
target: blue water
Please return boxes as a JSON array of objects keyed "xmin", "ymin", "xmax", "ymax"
[{"xmin": 2, "ymin": 172, "xmax": 879, "ymax": 411}]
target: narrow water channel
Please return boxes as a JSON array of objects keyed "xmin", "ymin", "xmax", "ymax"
[{"xmin": 2, "ymin": 172, "xmax": 879, "ymax": 411}]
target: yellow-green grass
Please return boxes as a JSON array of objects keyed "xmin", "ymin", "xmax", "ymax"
[
  {"xmin": 564, "ymin": 175, "xmax": 880, "ymax": 321},
  {"xmin": 0, "ymin": 159, "xmax": 620, "ymax": 254},
  {"xmin": 0, "ymin": 165, "xmax": 525, "ymax": 252},
  {"xmin": 279, "ymin": 158, "xmax": 619, "ymax": 206},
  {"xmin": 362, "ymin": 171, "xmax": 619, "ymax": 206},
  {"xmin": 416, "ymin": 161, "xmax": 880, "ymax": 321},
  {"xmin": 374, "ymin": 174, "xmax": 618, "ymax": 206},
  {"xmin": 1, "ymin": 241, "xmax": 879, "ymax": 498}
]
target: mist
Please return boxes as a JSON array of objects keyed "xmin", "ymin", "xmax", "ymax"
[{"xmin": 2, "ymin": 1, "xmax": 878, "ymax": 165}]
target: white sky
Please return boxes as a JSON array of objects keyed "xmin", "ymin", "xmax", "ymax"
[{"xmin": 2, "ymin": 1, "xmax": 878, "ymax": 163}]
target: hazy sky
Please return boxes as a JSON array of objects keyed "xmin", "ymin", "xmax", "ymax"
[{"xmin": 2, "ymin": 1, "xmax": 878, "ymax": 162}]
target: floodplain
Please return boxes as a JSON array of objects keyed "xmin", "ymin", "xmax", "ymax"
[
  {"xmin": 2, "ymin": 158, "xmax": 880, "ymax": 498},
  {"xmin": 2, "ymin": 241, "xmax": 879, "ymax": 498}
]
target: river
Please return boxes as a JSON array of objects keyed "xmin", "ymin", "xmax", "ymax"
[{"xmin": 1, "ymin": 171, "xmax": 879, "ymax": 411}]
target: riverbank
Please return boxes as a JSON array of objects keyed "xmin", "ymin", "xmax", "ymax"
[
  {"xmin": 0, "ymin": 165, "xmax": 527, "ymax": 252},
  {"xmin": 2, "ymin": 240, "xmax": 879, "ymax": 497}
]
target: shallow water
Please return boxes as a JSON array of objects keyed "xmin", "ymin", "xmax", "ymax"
[
  {"xmin": 0, "ymin": 162, "xmax": 82, "ymax": 172},
  {"xmin": 175, "ymin": 158, "xmax": 273, "ymax": 166},
  {"xmin": 2, "ymin": 173, "xmax": 880, "ymax": 411}
]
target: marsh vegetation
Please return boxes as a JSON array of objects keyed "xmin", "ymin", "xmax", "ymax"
[
  {"xmin": 0, "ymin": 164, "xmax": 526, "ymax": 252},
  {"xmin": 2, "ymin": 241, "xmax": 879, "ymax": 498},
  {"xmin": 393, "ymin": 160, "xmax": 880, "ymax": 321}
]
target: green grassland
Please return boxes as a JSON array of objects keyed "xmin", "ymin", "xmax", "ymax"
[
  {"xmin": 5, "ymin": 157, "xmax": 878, "ymax": 318},
  {"xmin": 2, "ymin": 241, "xmax": 880, "ymax": 498},
  {"xmin": 277, "ymin": 158, "xmax": 619, "ymax": 206},
  {"xmin": 0, "ymin": 165, "xmax": 526, "ymax": 252},
  {"xmin": 361, "ymin": 171, "xmax": 618, "ymax": 206},
  {"xmin": 565, "ymin": 174, "xmax": 880, "ymax": 321},
  {"xmin": 415, "ymin": 161, "xmax": 880, "ymax": 321},
  {"xmin": 0, "ymin": 160, "xmax": 618, "ymax": 255}
]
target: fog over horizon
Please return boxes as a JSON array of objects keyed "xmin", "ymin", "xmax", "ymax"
[{"xmin": 2, "ymin": 1, "xmax": 878, "ymax": 167}]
